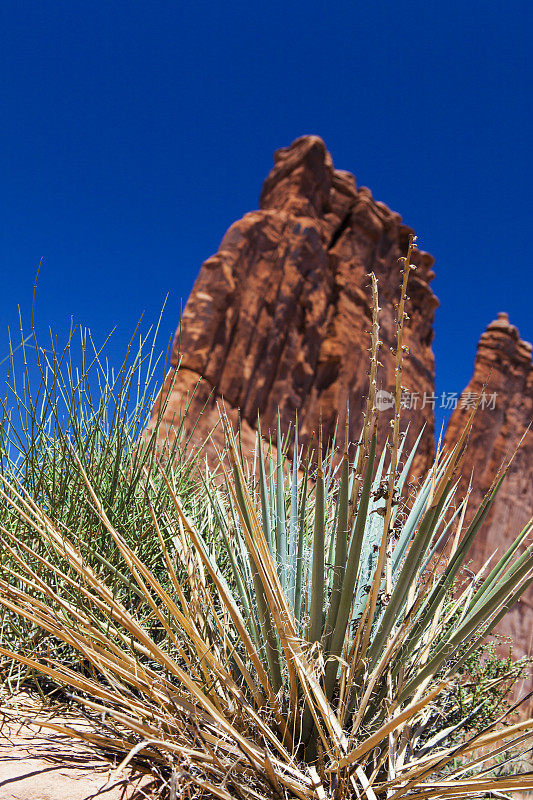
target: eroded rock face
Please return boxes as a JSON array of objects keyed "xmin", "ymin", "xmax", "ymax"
[
  {"xmin": 443, "ymin": 313, "xmax": 533, "ymax": 680},
  {"xmin": 149, "ymin": 136, "xmax": 438, "ymax": 472}
]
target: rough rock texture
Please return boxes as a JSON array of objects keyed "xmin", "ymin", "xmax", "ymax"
[
  {"xmin": 443, "ymin": 312, "xmax": 533, "ymax": 685},
  {"xmin": 148, "ymin": 136, "xmax": 438, "ymax": 472}
]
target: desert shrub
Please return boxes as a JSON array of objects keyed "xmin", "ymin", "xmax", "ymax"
[{"xmin": 1, "ymin": 239, "xmax": 532, "ymax": 799}]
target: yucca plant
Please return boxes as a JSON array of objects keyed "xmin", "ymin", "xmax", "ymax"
[{"xmin": 1, "ymin": 237, "xmax": 532, "ymax": 799}]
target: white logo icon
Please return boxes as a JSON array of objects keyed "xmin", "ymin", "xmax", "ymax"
[{"xmin": 376, "ymin": 390, "xmax": 394, "ymax": 411}]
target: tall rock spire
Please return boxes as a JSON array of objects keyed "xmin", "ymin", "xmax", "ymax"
[
  {"xmin": 443, "ymin": 313, "xmax": 533, "ymax": 681},
  {"xmin": 444, "ymin": 312, "xmax": 532, "ymax": 543},
  {"xmin": 148, "ymin": 135, "xmax": 439, "ymax": 470}
]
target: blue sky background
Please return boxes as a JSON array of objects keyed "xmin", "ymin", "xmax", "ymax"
[{"xmin": 1, "ymin": 1, "xmax": 531, "ymax": 435}]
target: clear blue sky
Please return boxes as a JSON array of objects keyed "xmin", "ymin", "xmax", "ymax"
[{"xmin": 1, "ymin": 1, "xmax": 531, "ymax": 434}]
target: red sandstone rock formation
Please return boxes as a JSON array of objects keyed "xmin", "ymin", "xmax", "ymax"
[
  {"xmin": 443, "ymin": 312, "xmax": 533, "ymax": 678},
  {"xmin": 148, "ymin": 136, "xmax": 438, "ymax": 471}
]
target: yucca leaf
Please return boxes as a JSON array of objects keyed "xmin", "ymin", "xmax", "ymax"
[
  {"xmin": 324, "ymin": 432, "xmax": 377, "ymax": 700},
  {"xmin": 326, "ymin": 499, "xmax": 339, "ymax": 591},
  {"xmin": 275, "ymin": 416, "xmax": 287, "ymax": 587},
  {"xmin": 257, "ymin": 424, "xmax": 274, "ymax": 556},
  {"xmin": 266, "ymin": 436, "xmax": 276, "ymax": 560},
  {"xmin": 322, "ymin": 439, "xmax": 350, "ymax": 655},
  {"xmin": 324, "ymin": 418, "xmax": 339, "ymax": 496},
  {"xmin": 308, "ymin": 433, "xmax": 325, "ymax": 645},
  {"xmin": 391, "ymin": 426, "xmax": 420, "ymax": 502},
  {"xmin": 294, "ymin": 455, "xmax": 309, "ymax": 624},
  {"xmin": 287, "ymin": 422, "xmax": 299, "ymax": 609}
]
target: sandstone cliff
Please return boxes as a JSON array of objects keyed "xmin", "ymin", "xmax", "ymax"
[{"xmin": 148, "ymin": 136, "xmax": 438, "ymax": 471}]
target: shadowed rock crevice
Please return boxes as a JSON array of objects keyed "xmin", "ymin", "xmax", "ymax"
[{"xmin": 327, "ymin": 207, "xmax": 354, "ymax": 250}]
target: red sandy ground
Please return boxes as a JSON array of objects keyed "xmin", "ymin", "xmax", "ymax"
[{"xmin": 0, "ymin": 695, "xmax": 153, "ymax": 800}]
